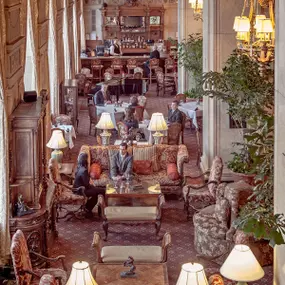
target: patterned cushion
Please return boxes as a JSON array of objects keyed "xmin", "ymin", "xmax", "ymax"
[
  {"xmin": 134, "ymin": 160, "xmax": 153, "ymax": 175},
  {"xmin": 90, "ymin": 163, "xmax": 102, "ymax": 179},
  {"xmin": 133, "ymin": 145, "xmax": 159, "ymax": 171},
  {"xmin": 137, "ymin": 170, "xmax": 181, "ymax": 186},
  {"xmin": 215, "ymin": 198, "xmax": 231, "ymax": 224},
  {"xmin": 156, "ymin": 145, "xmax": 178, "ymax": 170},
  {"xmin": 90, "ymin": 146, "xmax": 110, "ymax": 170},
  {"xmin": 167, "ymin": 163, "xmax": 180, "ymax": 181},
  {"xmin": 208, "ymin": 156, "xmax": 223, "ymax": 198}
]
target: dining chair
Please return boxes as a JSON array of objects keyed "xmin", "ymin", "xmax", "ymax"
[
  {"xmin": 91, "ymin": 59, "xmax": 104, "ymax": 82},
  {"xmin": 127, "ymin": 59, "xmax": 138, "ymax": 75},
  {"xmin": 149, "ymin": 58, "xmax": 160, "ymax": 84},
  {"xmin": 167, "ymin": 122, "xmax": 182, "ymax": 145},
  {"xmin": 165, "ymin": 58, "xmax": 175, "ymax": 74}
]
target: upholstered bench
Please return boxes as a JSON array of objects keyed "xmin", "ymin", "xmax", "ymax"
[
  {"xmin": 98, "ymin": 194, "xmax": 165, "ymax": 240},
  {"xmin": 92, "ymin": 231, "xmax": 171, "ymax": 263}
]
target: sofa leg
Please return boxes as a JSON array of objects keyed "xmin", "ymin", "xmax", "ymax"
[
  {"xmin": 103, "ymin": 220, "xmax": 108, "ymax": 241},
  {"xmin": 155, "ymin": 220, "xmax": 161, "ymax": 236}
]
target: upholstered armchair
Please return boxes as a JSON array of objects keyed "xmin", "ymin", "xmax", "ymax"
[
  {"xmin": 48, "ymin": 158, "xmax": 88, "ymax": 221},
  {"xmin": 156, "ymin": 71, "xmax": 176, "ymax": 97},
  {"xmin": 111, "ymin": 59, "xmax": 124, "ymax": 74},
  {"xmin": 11, "ymin": 230, "xmax": 67, "ymax": 285},
  {"xmin": 167, "ymin": 122, "xmax": 182, "ymax": 145},
  {"xmin": 183, "ymin": 156, "xmax": 223, "ymax": 219},
  {"xmin": 193, "ymin": 181, "xmax": 253, "ymax": 264},
  {"xmin": 92, "ymin": 231, "xmax": 171, "ymax": 263},
  {"xmin": 165, "ymin": 57, "xmax": 175, "ymax": 74},
  {"xmin": 75, "ymin": 73, "xmax": 91, "ymax": 96},
  {"xmin": 91, "ymin": 59, "xmax": 104, "ymax": 81},
  {"xmin": 127, "ymin": 58, "xmax": 138, "ymax": 74},
  {"xmin": 149, "ymin": 58, "xmax": 160, "ymax": 83}
]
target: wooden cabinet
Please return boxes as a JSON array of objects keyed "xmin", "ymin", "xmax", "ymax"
[{"xmin": 61, "ymin": 79, "xmax": 79, "ymax": 129}]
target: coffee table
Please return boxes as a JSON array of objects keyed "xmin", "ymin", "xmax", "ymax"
[
  {"xmin": 106, "ymin": 181, "xmax": 161, "ymax": 206},
  {"xmin": 93, "ymin": 263, "xmax": 169, "ymax": 285}
]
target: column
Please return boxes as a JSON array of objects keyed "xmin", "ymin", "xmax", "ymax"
[
  {"xmin": 274, "ymin": 0, "xmax": 285, "ymax": 284},
  {"xmin": 201, "ymin": 0, "xmax": 244, "ymax": 178},
  {"xmin": 177, "ymin": 0, "xmax": 186, "ymax": 93}
]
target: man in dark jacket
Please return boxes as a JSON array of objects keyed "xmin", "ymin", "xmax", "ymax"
[
  {"xmin": 144, "ymin": 45, "xmax": 160, "ymax": 77},
  {"xmin": 94, "ymin": 84, "xmax": 108, "ymax": 106},
  {"xmin": 168, "ymin": 100, "xmax": 183, "ymax": 124},
  {"xmin": 110, "ymin": 142, "xmax": 133, "ymax": 180}
]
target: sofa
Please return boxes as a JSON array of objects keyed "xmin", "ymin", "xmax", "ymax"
[{"xmin": 79, "ymin": 144, "xmax": 189, "ymax": 196}]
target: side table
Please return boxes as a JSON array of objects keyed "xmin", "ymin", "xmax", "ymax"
[{"xmin": 93, "ymin": 263, "xmax": 169, "ymax": 285}]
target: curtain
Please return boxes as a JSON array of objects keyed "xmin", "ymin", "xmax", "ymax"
[
  {"xmin": 48, "ymin": 0, "xmax": 59, "ymax": 114},
  {"xmin": 0, "ymin": 0, "xmax": 10, "ymax": 265},
  {"xmin": 80, "ymin": 0, "xmax": 86, "ymax": 51},
  {"xmin": 73, "ymin": 1, "xmax": 79, "ymax": 74},
  {"xmin": 24, "ymin": 0, "xmax": 39, "ymax": 94},
  {"xmin": 63, "ymin": 0, "xmax": 71, "ymax": 79}
]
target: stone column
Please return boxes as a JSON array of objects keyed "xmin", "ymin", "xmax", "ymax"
[
  {"xmin": 201, "ymin": 0, "xmax": 244, "ymax": 178},
  {"xmin": 274, "ymin": 1, "xmax": 285, "ymax": 284}
]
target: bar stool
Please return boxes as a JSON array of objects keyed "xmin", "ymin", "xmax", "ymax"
[
  {"xmin": 91, "ymin": 59, "xmax": 103, "ymax": 81},
  {"xmin": 165, "ymin": 57, "xmax": 175, "ymax": 74},
  {"xmin": 149, "ymin": 58, "xmax": 160, "ymax": 84},
  {"xmin": 127, "ymin": 59, "xmax": 138, "ymax": 75},
  {"xmin": 111, "ymin": 59, "xmax": 124, "ymax": 75}
]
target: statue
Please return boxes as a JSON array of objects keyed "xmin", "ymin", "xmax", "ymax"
[
  {"xmin": 15, "ymin": 194, "xmax": 35, "ymax": 217},
  {"xmin": 120, "ymin": 256, "xmax": 137, "ymax": 278}
]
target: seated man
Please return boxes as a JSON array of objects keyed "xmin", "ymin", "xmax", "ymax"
[
  {"xmin": 110, "ymin": 142, "xmax": 133, "ymax": 180},
  {"xmin": 94, "ymin": 84, "xmax": 110, "ymax": 106},
  {"xmin": 144, "ymin": 45, "xmax": 160, "ymax": 77},
  {"xmin": 168, "ymin": 100, "xmax": 183, "ymax": 124}
]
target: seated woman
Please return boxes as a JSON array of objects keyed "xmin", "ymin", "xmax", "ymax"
[
  {"xmin": 73, "ymin": 153, "xmax": 105, "ymax": 218},
  {"xmin": 124, "ymin": 107, "xmax": 139, "ymax": 130}
]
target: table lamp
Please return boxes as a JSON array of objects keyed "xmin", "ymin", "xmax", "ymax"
[
  {"xmin": 220, "ymin": 244, "xmax": 264, "ymax": 285},
  {"xmin": 96, "ymin": 112, "xmax": 114, "ymax": 146},
  {"xmin": 148, "ymin": 112, "xmax": 168, "ymax": 144},
  {"xmin": 66, "ymin": 261, "xmax": 98, "ymax": 285},
  {"xmin": 46, "ymin": 130, "xmax": 67, "ymax": 167},
  {"xmin": 176, "ymin": 263, "xmax": 209, "ymax": 285}
]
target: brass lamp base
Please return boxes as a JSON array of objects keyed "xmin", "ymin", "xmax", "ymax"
[
  {"xmin": 152, "ymin": 131, "xmax": 164, "ymax": 145},
  {"xmin": 100, "ymin": 130, "xmax": 112, "ymax": 146},
  {"xmin": 51, "ymin": 149, "xmax": 64, "ymax": 168}
]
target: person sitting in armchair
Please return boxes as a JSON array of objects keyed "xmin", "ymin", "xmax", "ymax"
[
  {"xmin": 110, "ymin": 142, "xmax": 133, "ymax": 180},
  {"xmin": 124, "ymin": 107, "xmax": 139, "ymax": 130},
  {"xmin": 168, "ymin": 100, "xmax": 182, "ymax": 124}
]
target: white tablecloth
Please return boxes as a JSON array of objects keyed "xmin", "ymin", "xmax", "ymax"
[
  {"xmin": 178, "ymin": 101, "xmax": 203, "ymax": 129},
  {"xmin": 52, "ymin": 125, "xmax": 76, "ymax": 149}
]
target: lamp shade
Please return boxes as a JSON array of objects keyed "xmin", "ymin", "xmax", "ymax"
[
  {"xmin": 189, "ymin": 0, "xmax": 203, "ymax": 9},
  {"xmin": 176, "ymin": 263, "xmax": 209, "ymax": 285},
  {"xmin": 256, "ymin": 18, "xmax": 273, "ymax": 33},
  {"xmin": 46, "ymin": 130, "xmax": 67, "ymax": 149},
  {"xmin": 66, "ymin": 261, "xmax": 98, "ymax": 285},
  {"xmin": 254, "ymin": 14, "xmax": 266, "ymax": 29},
  {"xmin": 96, "ymin": 112, "xmax": 114, "ymax": 130},
  {"xmin": 234, "ymin": 16, "xmax": 250, "ymax": 32},
  {"xmin": 220, "ymin": 245, "xmax": 264, "ymax": 282},
  {"xmin": 148, "ymin": 113, "xmax": 168, "ymax": 132}
]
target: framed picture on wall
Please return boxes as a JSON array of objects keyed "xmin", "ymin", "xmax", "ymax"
[{"xmin": 150, "ymin": 16, "xmax": 160, "ymax": 25}]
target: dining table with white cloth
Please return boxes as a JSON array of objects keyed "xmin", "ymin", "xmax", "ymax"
[{"xmin": 178, "ymin": 101, "xmax": 203, "ymax": 129}]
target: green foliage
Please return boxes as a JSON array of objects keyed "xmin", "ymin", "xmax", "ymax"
[
  {"xmin": 227, "ymin": 151, "xmax": 254, "ymax": 174},
  {"xmin": 177, "ymin": 33, "xmax": 203, "ymax": 99}
]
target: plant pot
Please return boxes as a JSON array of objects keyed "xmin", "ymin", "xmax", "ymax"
[{"xmin": 230, "ymin": 171, "xmax": 256, "ymax": 185}]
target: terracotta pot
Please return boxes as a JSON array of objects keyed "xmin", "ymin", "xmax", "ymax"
[{"xmin": 231, "ymin": 171, "xmax": 256, "ymax": 185}]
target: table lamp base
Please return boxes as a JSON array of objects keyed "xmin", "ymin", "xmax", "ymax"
[
  {"xmin": 51, "ymin": 149, "xmax": 64, "ymax": 168},
  {"xmin": 100, "ymin": 131, "xmax": 112, "ymax": 146},
  {"xmin": 152, "ymin": 131, "xmax": 164, "ymax": 145}
]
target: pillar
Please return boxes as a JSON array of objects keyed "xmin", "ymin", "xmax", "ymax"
[
  {"xmin": 201, "ymin": 0, "xmax": 244, "ymax": 178},
  {"xmin": 274, "ymin": 0, "xmax": 285, "ymax": 284}
]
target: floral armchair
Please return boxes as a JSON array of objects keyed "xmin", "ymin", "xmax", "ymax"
[
  {"xmin": 48, "ymin": 158, "xmax": 88, "ymax": 221},
  {"xmin": 10, "ymin": 230, "xmax": 67, "ymax": 285},
  {"xmin": 193, "ymin": 181, "xmax": 253, "ymax": 264},
  {"xmin": 183, "ymin": 156, "xmax": 223, "ymax": 219}
]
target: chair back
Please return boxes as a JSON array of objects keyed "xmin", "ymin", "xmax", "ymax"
[
  {"xmin": 167, "ymin": 122, "xmax": 182, "ymax": 145},
  {"xmin": 208, "ymin": 156, "xmax": 223, "ymax": 197},
  {"xmin": 52, "ymin": 114, "xmax": 72, "ymax": 126},
  {"xmin": 11, "ymin": 230, "xmax": 33, "ymax": 285},
  {"xmin": 134, "ymin": 72, "xmax": 142, "ymax": 79},
  {"xmin": 88, "ymin": 103, "xmax": 97, "ymax": 124},
  {"xmin": 156, "ymin": 71, "xmax": 164, "ymax": 85},
  {"xmin": 134, "ymin": 106, "xmax": 144, "ymax": 122},
  {"xmin": 149, "ymin": 58, "xmax": 159, "ymax": 69},
  {"xmin": 175, "ymin": 93, "xmax": 186, "ymax": 103},
  {"xmin": 127, "ymin": 59, "xmax": 137, "ymax": 67},
  {"xmin": 39, "ymin": 275, "xmax": 57, "ymax": 285},
  {"xmin": 105, "ymin": 68, "xmax": 114, "ymax": 75},
  {"xmin": 155, "ymin": 67, "xmax": 163, "ymax": 73},
  {"xmin": 104, "ymin": 72, "xmax": 113, "ymax": 81},
  {"xmin": 111, "ymin": 59, "xmax": 123, "ymax": 69},
  {"xmin": 48, "ymin": 158, "xmax": 63, "ymax": 199},
  {"xmin": 117, "ymin": 121, "xmax": 128, "ymax": 139},
  {"xmin": 137, "ymin": 95, "xmax": 147, "ymax": 107},
  {"xmin": 134, "ymin": 67, "xmax": 143, "ymax": 74},
  {"xmin": 75, "ymin": 73, "xmax": 86, "ymax": 90},
  {"xmin": 91, "ymin": 59, "xmax": 102, "ymax": 68},
  {"xmin": 165, "ymin": 57, "xmax": 175, "ymax": 66}
]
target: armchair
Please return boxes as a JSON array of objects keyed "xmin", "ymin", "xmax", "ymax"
[
  {"xmin": 156, "ymin": 71, "xmax": 176, "ymax": 97},
  {"xmin": 91, "ymin": 59, "xmax": 103, "ymax": 81},
  {"xmin": 92, "ymin": 231, "xmax": 171, "ymax": 263},
  {"xmin": 11, "ymin": 230, "xmax": 67, "ymax": 285},
  {"xmin": 183, "ymin": 156, "xmax": 223, "ymax": 219},
  {"xmin": 51, "ymin": 114, "xmax": 72, "ymax": 126},
  {"xmin": 98, "ymin": 194, "xmax": 165, "ymax": 240},
  {"xmin": 111, "ymin": 59, "xmax": 123, "ymax": 75},
  {"xmin": 48, "ymin": 158, "xmax": 88, "ymax": 221},
  {"xmin": 167, "ymin": 122, "xmax": 182, "ymax": 145},
  {"xmin": 75, "ymin": 73, "xmax": 92, "ymax": 96}
]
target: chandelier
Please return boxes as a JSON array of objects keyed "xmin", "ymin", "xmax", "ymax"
[
  {"xmin": 233, "ymin": 0, "xmax": 275, "ymax": 77},
  {"xmin": 189, "ymin": 0, "xmax": 203, "ymax": 20}
]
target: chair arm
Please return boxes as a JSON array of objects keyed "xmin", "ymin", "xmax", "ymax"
[
  {"xmin": 59, "ymin": 182, "xmax": 87, "ymax": 199},
  {"xmin": 156, "ymin": 194, "xmax": 165, "ymax": 219},
  {"xmin": 161, "ymin": 232, "xmax": 171, "ymax": 262},
  {"xmin": 30, "ymin": 251, "xmax": 67, "ymax": 271},
  {"xmin": 226, "ymin": 227, "xmax": 236, "ymax": 242},
  {"xmin": 184, "ymin": 181, "xmax": 218, "ymax": 201},
  {"xmin": 177, "ymin": 145, "xmax": 189, "ymax": 175},
  {"xmin": 184, "ymin": 171, "xmax": 210, "ymax": 180},
  {"xmin": 97, "ymin": 195, "xmax": 107, "ymax": 219},
  {"xmin": 91, "ymin": 232, "xmax": 103, "ymax": 263}
]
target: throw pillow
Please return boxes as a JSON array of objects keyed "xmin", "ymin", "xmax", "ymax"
[
  {"xmin": 133, "ymin": 160, "xmax": 153, "ymax": 175},
  {"xmin": 167, "ymin": 163, "xmax": 180, "ymax": 181},
  {"xmin": 90, "ymin": 163, "xmax": 102, "ymax": 179},
  {"xmin": 133, "ymin": 145, "xmax": 159, "ymax": 171}
]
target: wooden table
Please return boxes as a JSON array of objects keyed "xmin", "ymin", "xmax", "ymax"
[{"xmin": 93, "ymin": 263, "xmax": 169, "ymax": 285}]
